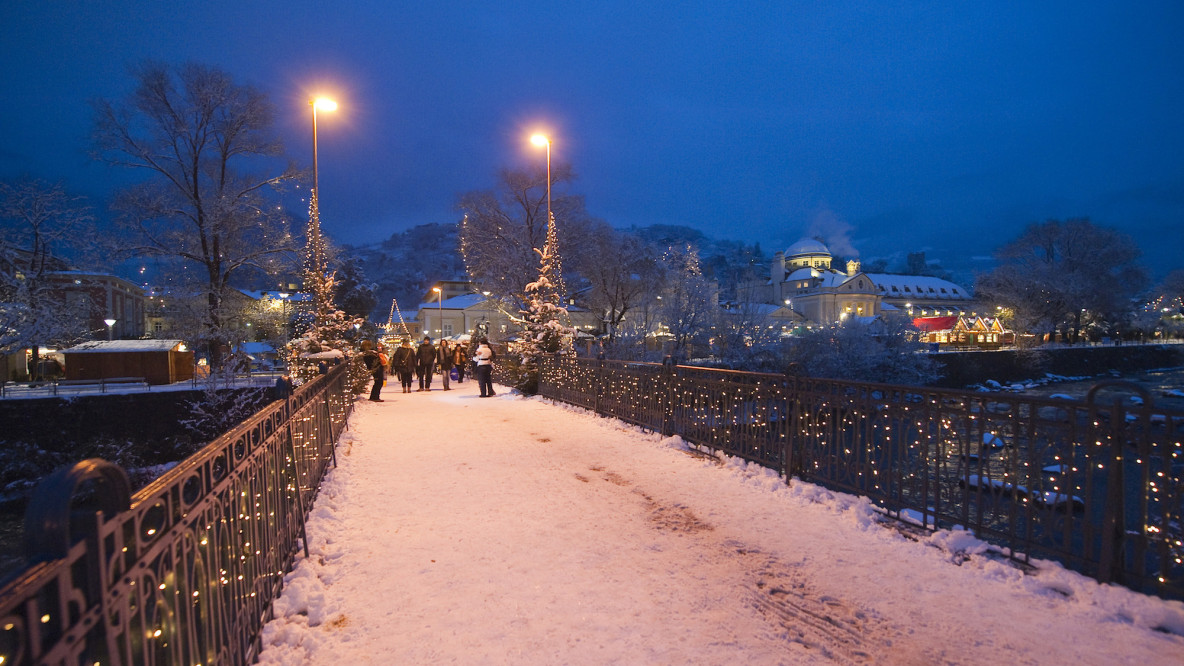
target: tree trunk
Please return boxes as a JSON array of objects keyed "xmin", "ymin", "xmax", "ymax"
[{"xmin": 29, "ymin": 346, "xmax": 41, "ymax": 381}]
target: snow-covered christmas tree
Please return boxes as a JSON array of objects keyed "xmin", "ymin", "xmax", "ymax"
[
  {"xmin": 287, "ymin": 190, "xmax": 365, "ymax": 385},
  {"xmin": 515, "ymin": 213, "xmax": 574, "ymax": 391}
]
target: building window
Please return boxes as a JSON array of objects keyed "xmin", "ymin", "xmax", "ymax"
[{"xmin": 443, "ymin": 323, "xmax": 454, "ymax": 337}]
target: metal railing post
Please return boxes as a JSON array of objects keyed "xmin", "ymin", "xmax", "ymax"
[
  {"xmin": 661, "ymin": 355, "xmax": 676, "ymax": 437},
  {"xmin": 594, "ymin": 357, "xmax": 604, "ymax": 415}
]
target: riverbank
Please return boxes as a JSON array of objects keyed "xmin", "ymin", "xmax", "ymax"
[{"xmin": 933, "ymin": 343, "xmax": 1184, "ymax": 391}]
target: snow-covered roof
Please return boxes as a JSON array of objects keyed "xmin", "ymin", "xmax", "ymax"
[
  {"xmin": 785, "ymin": 267, "xmax": 820, "ymax": 281},
  {"xmin": 419, "ymin": 293, "xmax": 489, "ymax": 310},
  {"xmin": 786, "ymin": 238, "xmax": 830, "ymax": 257},
  {"xmin": 62, "ymin": 339, "xmax": 186, "ymax": 353},
  {"xmin": 815, "ymin": 272, "xmax": 859, "ymax": 288},
  {"xmin": 866, "ymin": 273, "xmax": 971, "ymax": 300}
]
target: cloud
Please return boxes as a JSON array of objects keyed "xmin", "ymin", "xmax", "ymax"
[{"xmin": 806, "ymin": 207, "xmax": 859, "ymax": 258}]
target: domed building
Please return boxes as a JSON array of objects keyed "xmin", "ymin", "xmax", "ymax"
[{"xmin": 767, "ymin": 239, "xmax": 977, "ymax": 326}]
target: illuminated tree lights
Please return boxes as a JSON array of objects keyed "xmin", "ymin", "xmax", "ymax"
[
  {"xmin": 538, "ymin": 357, "xmax": 1183, "ymax": 592},
  {"xmin": 0, "ymin": 368, "xmax": 356, "ymax": 665}
]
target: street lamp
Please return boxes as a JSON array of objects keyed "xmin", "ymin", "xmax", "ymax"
[
  {"xmin": 311, "ymin": 97, "xmax": 337, "ymax": 200},
  {"xmin": 433, "ymin": 287, "xmax": 443, "ymax": 336},
  {"xmin": 530, "ymin": 133, "xmax": 551, "ymax": 227},
  {"xmin": 309, "ymin": 96, "xmax": 337, "ymax": 322},
  {"xmin": 104, "ymin": 318, "xmax": 116, "ymax": 341}
]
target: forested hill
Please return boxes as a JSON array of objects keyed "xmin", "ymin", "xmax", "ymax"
[
  {"xmin": 345, "ymin": 223, "xmax": 770, "ymax": 321},
  {"xmin": 346, "ymin": 223, "xmax": 466, "ymax": 324}
]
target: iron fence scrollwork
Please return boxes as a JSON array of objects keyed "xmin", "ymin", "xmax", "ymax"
[{"xmin": 0, "ymin": 363, "xmax": 355, "ymax": 665}]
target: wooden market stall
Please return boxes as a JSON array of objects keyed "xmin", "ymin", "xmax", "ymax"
[{"xmin": 60, "ymin": 339, "xmax": 194, "ymax": 385}]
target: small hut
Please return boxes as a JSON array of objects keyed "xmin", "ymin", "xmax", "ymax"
[{"xmin": 60, "ymin": 339, "xmax": 194, "ymax": 385}]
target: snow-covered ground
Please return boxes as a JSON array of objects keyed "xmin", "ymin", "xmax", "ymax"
[{"xmin": 257, "ymin": 378, "xmax": 1184, "ymax": 665}]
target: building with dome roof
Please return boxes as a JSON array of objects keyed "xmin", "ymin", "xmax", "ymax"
[{"xmin": 764, "ymin": 238, "xmax": 978, "ymax": 326}]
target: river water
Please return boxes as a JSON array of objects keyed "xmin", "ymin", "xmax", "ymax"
[{"xmin": 989, "ymin": 366, "xmax": 1184, "ymax": 413}]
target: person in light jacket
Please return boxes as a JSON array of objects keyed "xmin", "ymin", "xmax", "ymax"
[{"xmin": 474, "ymin": 338, "xmax": 496, "ymax": 398}]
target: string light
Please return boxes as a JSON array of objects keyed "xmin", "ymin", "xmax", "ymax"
[{"xmin": 538, "ymin": 356, "xmax": 1183, "ymax": 595}]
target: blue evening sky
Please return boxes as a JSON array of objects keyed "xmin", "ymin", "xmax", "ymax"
[{"xmin": 2, "ymin": 2, "xmax": 1182, "ymax": 279}]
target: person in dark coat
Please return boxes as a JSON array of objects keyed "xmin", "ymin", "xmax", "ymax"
[
  {"xmin": 360, "ymin": 340, "xmax": 385, "ymax": 402},
  {"xmin": 416, "ymin": 336, "xmax": 437, "ymax": 391},
  {"xmin": 437, "ymin": 339, "xmax": 454, "ymax": 390},
  {"xmin": 453, "ymin": 343, "xmax": 469, "ymax": 383},
  {"xmin": 390, "ymin": 338, "xmax": 416, "ymax": 393}
]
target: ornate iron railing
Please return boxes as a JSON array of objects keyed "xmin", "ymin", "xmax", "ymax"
[
  {"xmin": 0, "ymin": 363, "xmax": 354, "ymax": 665},
  {"xmin": 539, "ymin": 357, "xmax": 1184, "ymax": 599}
]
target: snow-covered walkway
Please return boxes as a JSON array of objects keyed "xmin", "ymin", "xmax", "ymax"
[{"xmin": 257, "ymin": 378, "xmax": 1184, "ymax": 665}]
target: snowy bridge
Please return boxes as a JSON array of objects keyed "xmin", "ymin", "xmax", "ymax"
[
  {"xmin": 1, "ymin": 365, "xmax": 1182, "ymax": 664},
  {"xmin": 254, "ymin": 380, "xmax": 1184, "ymax": 664}
]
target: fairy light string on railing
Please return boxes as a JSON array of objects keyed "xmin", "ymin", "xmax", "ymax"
[{"xmin": 535, "ymin": 355, "xmax": 1182, "ymax": 596}]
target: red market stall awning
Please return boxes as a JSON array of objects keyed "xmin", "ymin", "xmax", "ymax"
[{"xmin": 912, "ymin": 316, "xmax": 959, "ymax": 332}]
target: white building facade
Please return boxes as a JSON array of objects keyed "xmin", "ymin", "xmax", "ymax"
[{"xmin": 767, "ymin": 239, "xmax": 977, "ymax": 326}]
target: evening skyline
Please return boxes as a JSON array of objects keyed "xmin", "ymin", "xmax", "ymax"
[{"xmin": 2, "ymin": 2, "xmax": 1182, "ymax": 280}]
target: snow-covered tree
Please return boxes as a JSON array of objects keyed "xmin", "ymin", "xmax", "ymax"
[
  {"xmin": 783, "ymin": 317, "xmax": 941, "ymax": 385},
  {"xmin": 285, "ymin": 191, "xmax": 365, "ymax": 386},
  {"xmin": 458, "ymin": 164, "xmax": 592, "ymax": 318},
  {"xmin": 1138, "ymin": 269, "xmax": 1184, "ymax": 340},
  {"xmin": 513, "ymin": 214, "xmax": 573, "ymax": 393},
  {"xmin": 569, "ymin": 221, "xmax": 659, "ymax": 344},
  {"xmin": 0, "ymin": 179, "xmax": 96, "ymax": 377},
  {"xmin": 714, "ymin": 302, "xmax": 787, "ymax": 371},
  {"xmin": 180, "ymin": 374, "xmax": 271, "ymax": 441},
  {"xmin": 976, "ymin": 218, "xmax": 1147, "ymax": 342},
  {"xmin": 656, "ymin": 245, "xmax": 718, "ymax": 359},
  {"xmin": 92, "ymin": 62, "xmax": 299, "ymax": 368},
  {"xmin": 333, "ymin": 256, "xmax": 378, "ymax": 319}
]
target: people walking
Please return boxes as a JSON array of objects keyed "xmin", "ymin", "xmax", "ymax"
[
  {"xmin": 437, "ymin": 339, "xmax": 454, "ymax": 390},
  {"xmin": 416, "ymin": 336, "xmax": 437, "ymax": 391},
  {"xmin": 474, "ymin": 338, "xmax": 496, "ymax": 398},
  {"xmin": 391, "ymin": 338, "xmax": 416, "ymax": 393},
  {"xmin": 360, "ymin": 340, "xmax": 385, "ymax": 402}
]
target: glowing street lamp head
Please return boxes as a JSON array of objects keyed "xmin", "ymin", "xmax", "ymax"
[
  {"xmin": 312, "ymin": 97, "xmax": 338, "ymax": 112},
  {"xmin": 530, "ymin": 133, "xmax": 549, "ymax": 147}
]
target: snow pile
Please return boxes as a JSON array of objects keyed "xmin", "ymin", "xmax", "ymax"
[{"xmin": 257, "ymin": 380, "xmax": 1184, "ymax": 665}]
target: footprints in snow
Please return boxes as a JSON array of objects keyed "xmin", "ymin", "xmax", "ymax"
[{"xmin": 578, "ymin": 465, "xmax": 895, "ymax": 664}]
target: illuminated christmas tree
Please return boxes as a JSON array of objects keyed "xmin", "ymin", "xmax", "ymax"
[
  {"xmin": 287, "ymin": 189, "xmax": 365, "ymax": 384},
  {"xmin": 517, "ymin": 212, "xmax": 574, "ymax": 390}
]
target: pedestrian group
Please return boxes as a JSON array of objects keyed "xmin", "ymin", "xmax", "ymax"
[{"xmin": 362, "ymin": 335, "xmax": 495, "ymax": 402}]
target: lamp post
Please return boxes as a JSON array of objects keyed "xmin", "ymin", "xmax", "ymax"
[
  {"xmin": 530, "ymin": 133, "xmax": 551, "ymax": 228},
  {"xmin": 311, "ymin": 97, "xmax": 337, "ymax": 202},
  {"xmin": 309, "ymin": 97, "xmax": 337, "ymax": 323},
  {"xmin": 433, "ymin": 287, "xmax": 443, "ymax": 337},
  {"xmin": 104, "ymin": 318, "xmax": 116, "ymax": 341}
]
